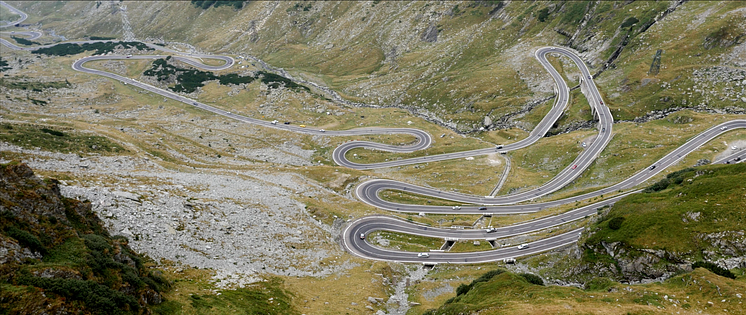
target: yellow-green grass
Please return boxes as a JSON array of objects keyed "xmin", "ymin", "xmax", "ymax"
[
  {"xmin": 367, "ymin": 230, "xmax": 443, "ymax": 253},
  {"xmin": 498, "ymin": 129, "xmax": 593, "ymax": 196},
  {"xmin": 372, "ymin": 154, "xmax": 506, "ymax": 196},
  {"xmin": 424, "ymin": 268, "xmax": 746, "ymax": 315},
  {"xmin": 84, "ymin": 59, "xmax": 154, "ymax": 79},
  {"xmin": 282, "ymin": 261, "xmax": 396, "ymax": 314},
  {"xmin": 449, "ymin": 240, "xmax": 494, "ymax": 253}
]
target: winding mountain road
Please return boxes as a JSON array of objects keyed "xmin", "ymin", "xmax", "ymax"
[{"xmin": 2, "ymin": 1, "xmax": 743, "ymax": 264}]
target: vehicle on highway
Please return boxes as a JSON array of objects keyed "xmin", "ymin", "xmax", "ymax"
[
  {"xmin": 193, "ymin": 102, "xmax": 197, "ymax": 105},
  {"xmin": 478, "ymin": 206, "xmax": 487, "ymax": 210},
  {"xmin": 271, "ymin": 120, "xmax": 278, "ymax": 125},
  {"xmin": 485, "ymin": 227, "xmax": 497, "ymax": 233},
  {"xmin": 320, "ymin": 129, "xmax": 325, "ymax": 132},
  {"xmin": 284, "ymin": 122, "xmax": 290, "ymax": 125},
  {"xmin": 736, "ymin": 157, "xmax": 742, "ymax": 161},
  {"xmin": 496, "ymin": 145, "xmax": 503, "ymax": 149},
  {"xmin": 600, "ymin": 101, "xmax": 603, "ymax": 105},
  {"xmin": 649, "ymin": 165, "xmax": 656, "ymax": 170},
  {"xmin": 602, "ymin": 128, "xmax": 606, "ymax": 132},
  {"xmin": 359, "ymin": 233, "xmax": 365, "ymax": 240},
  {"xmin": 517, "ymin": 244, "xmax": 529, "ymax": 250},
  {"xmin": 299, "ymin": 125, "xmax": 306, "ymax": 128},
  {"xmin": 721, "ymin": 126, "xmax": 728, "ymax": 130},
  {"xmin": 417, "ymin": 253, "xmax": 430, "ymax": 258},
  {"xmin": 572, "ymin": 165, "xmax": 577, "ymax": 170},
  {"xmin": 126, "ymin": 54, "xmax": 132, "ymax": 58},
  {"xmin": 452, "ymin": 206, "xmax": 461, "ymax": 210}
]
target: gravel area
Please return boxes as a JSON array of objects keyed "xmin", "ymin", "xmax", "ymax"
[{"xmin": 0, "ymin": 143, "xmax": 354, "ymax": 288}]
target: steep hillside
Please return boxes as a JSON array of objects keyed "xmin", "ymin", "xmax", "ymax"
[
  {"xmin": 8, "ymin": 1, "xmax": 746, "ymax": 132},
  {"xmin": 576, "ymin": 163, "xmax": 746, "ymax": 282},
  {"xmin": 0, "ymin": 162, "xmax": 166, "ymax": 314},
  {"xmin": 419, "ymin": 267, "xmax": 746, "ymax": 315}
]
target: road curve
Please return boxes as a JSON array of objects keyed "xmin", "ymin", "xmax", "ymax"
[{"xmin": 0, "ymin": 1, "xmax": 27, "ymax": 28}]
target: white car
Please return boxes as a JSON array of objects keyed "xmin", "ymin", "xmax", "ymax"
[
  {"xmin": 271, "ymin": 120, "xmax": 278, "ymax": 125},
  {"xmin": 359, "ymin": 233, "xmax": 365, "ymax": 240},
  {"xmin": 517, "ymin": 244, "xmax": 529, "ymax": 250},
  {"xmin": 721, "ymin": 126, "xmax": 727, "ymax": 131},
  {"xmin": 452, "ymin": 206, "xmax": 461, "ymax": 210},
  {"xmin": 485, "ymin": 227, "xmax": 497, "ymax": 233},
  {"xmin": 417, "ymin": 253, "xmax": 430, "ymax": 258},
  {"xmin": 320, "ymin": 129, "xmax": 325, "ymax": 132}
]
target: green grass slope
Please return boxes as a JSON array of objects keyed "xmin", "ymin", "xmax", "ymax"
[{"xmin": 418, "ymin": 267, "xmax": 746, "ymax": 315}]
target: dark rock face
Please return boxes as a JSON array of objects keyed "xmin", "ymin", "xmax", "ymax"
[{"xmin": 421, "ymin": 24, "xmax": 438, "ymax": 42}]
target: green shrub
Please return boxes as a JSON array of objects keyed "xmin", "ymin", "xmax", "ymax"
[
  {"xmin": 692, "ymin": 261, "xmax": 736, "ymax": 279},
  {"xmin": 4, "ymin": 226, "xmax": 47, "ymax": 254},
  {"xmin": 536, "ymin": 7, "xmax": 550, "ymax": 22},
  {"xmin": 11, "ymin": 36, "xmax": 40, "ymax": 46},
  {"xmin": 455, "ymin": 269, "xmax": 506, "ymax": 296},
  {"xmin": 643, "ymin": 178, "xmax": 670, "ymax": 193},
  {"xmin": 621, "ymin": 17, "xmax": 639, "ymax": 28},
  {"xmin": 40, "ymin": 128, "xmax": 65, "ymax": 137},
  {"xmin": 17, "ymin": 274, "xmax": 140, "ymax": 314},
  {"xmin": 519, "ymin": 273, "xmax": 544, "ymax": 285},
  {"xmin": 608, "ymin": 217, "xmax": 625, "ymax": 230}
]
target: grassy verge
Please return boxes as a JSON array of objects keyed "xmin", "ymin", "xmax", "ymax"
[{"xmin": 367, "ymin": 230, "xmax": 443, "ymax": 253}]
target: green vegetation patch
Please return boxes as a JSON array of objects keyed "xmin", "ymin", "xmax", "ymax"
[
  {"xmin": 32, "ymin": 41, "xmax": 153, "ymax": 56},
  {"xmin": 11, "ymin": 35, "xmax": 40, "ymax": 46},
  {"xmin": 587, "ymin": 163, "xmax": 746, "ymax": 252},
  {"xmin": 89, "ymin": 36, "xmax": 116, "ymax": 40},
  {"xmin": 0, "ymin": 78, "xmax": 71, "ymax": 91},
  {"xmin": 0, "ymin": 123, "xmax": 126, "ymax": 154},
  {"xmin": 0, "ymin": 57, "xmax": 11, "ymax": 72},
  {"xmin": 154, "ymin": 278, "xmax": 297, "ymax": 315},
  {"xmin": 190, "ymin": 0, "xmax": 245, "ymax": 10},
  {"xmin": 144, "ymin": 58, "xmax": 309, "ymax": 94}
]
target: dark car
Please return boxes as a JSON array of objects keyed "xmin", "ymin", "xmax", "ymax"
[
  {"xmin": 284, "ymin": 122, "xmax": 291, "ymax": 125},
  {"xmin": 649, "ymin": 165, "xmax": 656, "ymax": 170},
  {"xmin": 478, "ymin": 206, "xmax": 487, "ymax": 210}
]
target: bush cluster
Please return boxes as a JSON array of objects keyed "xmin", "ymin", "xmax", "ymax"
[
  {"xmin": 11, "ymin": 36, "xmax": 40, "ymax": 46},
  {"xmin": 453, "ymin": 269, "xmax": 505, "ymax": 298},
  {"xmin": 692, "ymin": 261, "xmax": 736, "ymax": 279},
  {"xmin": 608, "ymin": 217, "xmax": 625, "ymax": 230},
  {"xmin": 32, "ymin": 41, "xmax": 153, "ymax": 57},
  {"xmin": 191, "ymin": 1, "xmax": 244, "ymax": 10},
  {"xmin": 144, "ymin": 58, "xmax": 309, "ymax": 94}
]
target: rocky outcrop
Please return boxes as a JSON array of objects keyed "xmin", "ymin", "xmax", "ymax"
[{"xmin": 574, "ymin": 230, "xmax": 746, "ymax": 284}]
